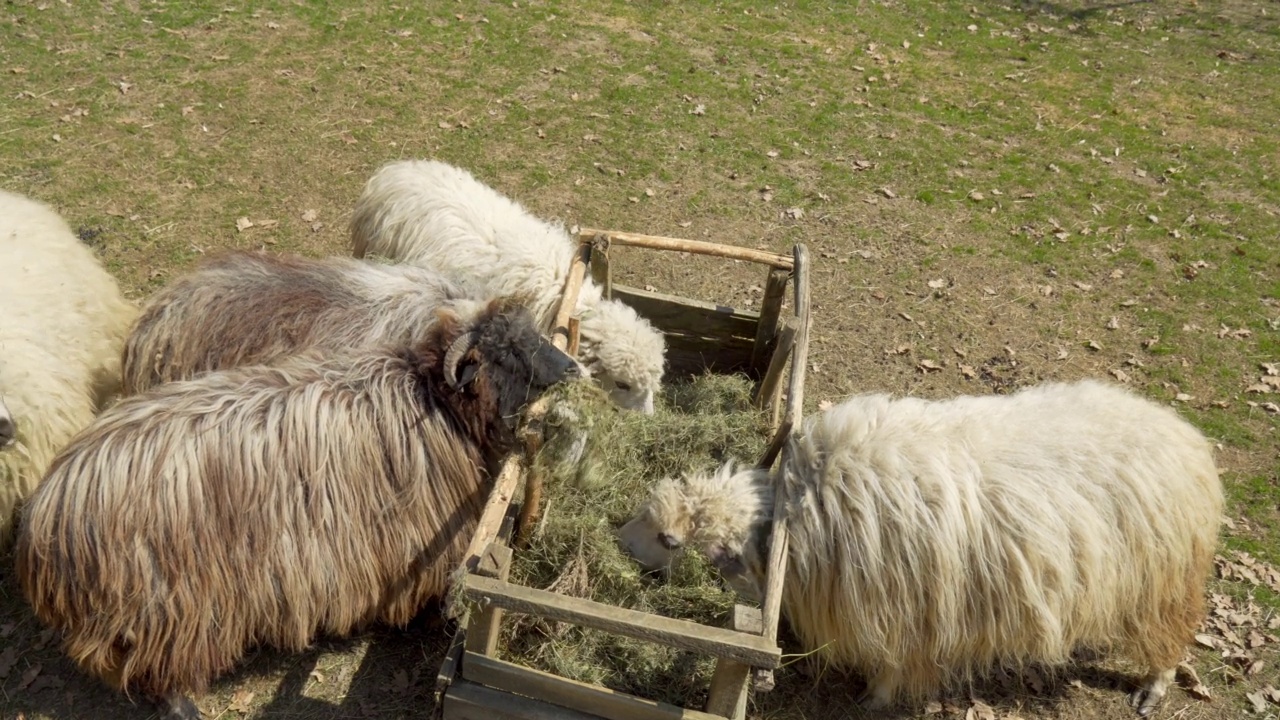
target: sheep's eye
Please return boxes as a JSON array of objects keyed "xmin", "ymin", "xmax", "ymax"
[
  {"xmin": 657, "ymin": 532, "xmax": 681, "ymax": 550},
  {"xmin": 615, "ymin": 381, "xmax": 632, "ymax": 392}
]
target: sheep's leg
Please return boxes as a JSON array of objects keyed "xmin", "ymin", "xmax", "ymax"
[
  {"xmin": 1127, "ymin": 666, "xmax": 1175, "ymax": 717},
  {"xmin": 154, "ymin": 692, "xmax": 203, "ymax": 720},
  {"xmin": 855, "ymin": 666, "xmax": 901, "ymax": 709}
]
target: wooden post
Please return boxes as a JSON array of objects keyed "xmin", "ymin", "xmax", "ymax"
[
  {"xmin": 589, "ymin": 237, "xmax": 612, "ymax": 301},
  {"xmin": 465, "ymin": 542, "xmax": 514, "ymax": 657},
  {"xmin": 753, "ymin": 244, "xmax": 811, "ymax": 692},
  {"xmin": 577, "ymin": 228, "xmax": 794, "ymax": 269},
  {"xmin": 704, "ymin": 605, "xmax": 763, "ymax": 719},
  {"xmin": 751, "ymin": 318, "xmax": 796, "ymax": 412},
  {"xmin": 750, "ymin": 268, "xmax": 790, "ymax": 375}
]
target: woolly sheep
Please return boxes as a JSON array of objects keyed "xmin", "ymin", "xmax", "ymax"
[
  {"xmin": 0, "ymin": 189, "xmax": 136, "ymax": 547},
  {"xmin": 121, "ymin": 249, "xmax": 490, "ymax": 395},
  {"xmin": 17, "ymin": 297, "xmax": 580, "ymax": 719},
  {"xmin": 350, "ymin": 158, "xmax": 666, "ymax": 414},
  {"xmin": 621, "ymin": 379, "xmax": 1222, "ymax": 716}
]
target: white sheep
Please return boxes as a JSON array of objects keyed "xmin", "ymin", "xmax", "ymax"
[
  {"xmin": 0, "ymin": 189, "xmax": 137, "ymax": 547},
  {"xmin": 621, "ymin": 379, "xmax": 1223, "ymax": 716},
  {"xmin": 350, "ymin": 159, "xmax": 666, "ymax": 414}
]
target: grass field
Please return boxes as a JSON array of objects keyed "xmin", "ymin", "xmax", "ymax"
[{"xmin": 2, "ymin": 1, "xmax": 1278, "ymax": 718}]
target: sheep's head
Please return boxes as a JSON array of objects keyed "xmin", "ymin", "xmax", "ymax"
[
  {"xmin": 441, "ymin": 298, "xmax": 584, "ymax": 425},
  {"xmin": 578, "ymin": 300, "xmax": 665, "ymax": 415},
  {"xmin": 619, "ymin": 461, "xmax": 774, "ymax": 602},
  {"xmin": 0, "ymin": 397, "xmax": 14, "ymax": 450}
]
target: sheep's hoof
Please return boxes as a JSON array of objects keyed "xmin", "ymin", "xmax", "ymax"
[
  {"xmin": 1127, "ymin": 668, "xmax": 1174, "ymax": 717},
  {"xmin": 157, "ymin": 693, "xmax": 203, "ymax": 720}
]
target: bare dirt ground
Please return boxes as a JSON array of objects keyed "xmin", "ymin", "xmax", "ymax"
[{"xmin": 2, "ymin": 1, "xmax": 1278, "ymax": 719}]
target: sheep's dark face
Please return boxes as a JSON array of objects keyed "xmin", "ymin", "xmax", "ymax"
[
  {"xmin": 0, "ymin": 397, "xmax": 15, "ymax": 450},
  {"xmin": 466, "ymin": 303, "xmax": 583, "ymax": 422}
]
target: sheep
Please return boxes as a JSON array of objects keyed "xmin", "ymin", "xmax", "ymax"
[
  {"xmin": 16, "ymin": 297, "xmax": 580, "ymax": 720},
  {"xmin": 620, "ymin": 379, "xmax": 1223, "ymax": 716},
  {"xmin": 0, "ymin": 189, "xmax": 137, "ymax": 547},
  {"xmin": 350, "ymin": 158, "xmax": 666, "ymax": 414},
  {"xmin": 120, "ymin": 249, "xmax": 494, "ymax": 395}
]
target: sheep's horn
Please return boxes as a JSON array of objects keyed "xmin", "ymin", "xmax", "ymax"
[{"xmin": 443, "ymin": 330, "xmax": 481, "ymax": 388}]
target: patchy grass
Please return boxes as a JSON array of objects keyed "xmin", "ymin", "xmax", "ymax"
[{"xmin": 1, "ymin": 0, "xmax": 1278, "ymax": 719}]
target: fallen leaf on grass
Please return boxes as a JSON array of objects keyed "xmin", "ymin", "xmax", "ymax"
[
  {"xmin": 235, "ymin": 217, "xmax": 254, "ymax": 232},
  {"xmin": 1194, "ymin": 633, "xmax": 1219, "ymax": 649},
  {"xmin": 301, "ymin": 209, "xmax": 318, "ymax": 222},
  {"xmin": 1246, "ymin": 691, "xmax": 1269, "ymax": 713},
  {"xmin": 917, "ymin": 359, "xmax": 943, "ymax": 373},
  {"xmin": 1106, "ymin": 316, "xmax": 1120, "ymax": 330},
  {"xmin": 0, "ymin": 646, "xmax": 17, "ymax": 678},
  {"xmin": 228, "ymin": 689, "xmax": 255, "ymax": 713},
  {"xmin": 879, "ymin": 187, "xmax": 897, "ymax": 199},
  {"xmin": 923, "ymin": 700, "xmax": 943, "ymax": 715},
  {"xmin": 817, "ymin": 400, "xmax": 833, "ymax": 411},
  {"xmin": 18, "ymin": 663, "xmax": 41, "ymax": 690},
  {"xmin": 1176, "ymin": 662, "xmax": 1211, "ymax": 699},
  {"xmin": 927, "ymin": 278, "xmax": 947, "ymax": 289},
  {"xmin": 1110, "ymin": 369, "xmax": 1130, "ymax": 383},
  {"xmin": 965, "ymin": 699, "xmax": 995, "ymax": 720}
]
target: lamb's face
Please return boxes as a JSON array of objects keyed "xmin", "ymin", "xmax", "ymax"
[
  {"xmin": 618, "ymin": 478, "xmax": 690, "ymax": 569},
  {"xmin": 0, "ymin": 397, "xmax": 14, "ymax": 450},
  {"xmin": 603, "ymin": 375, "xmax": 655, "ymax": 416},
  {"xmin": 620, "ymin": 465, "xmax": 774, "ymax": 603}
]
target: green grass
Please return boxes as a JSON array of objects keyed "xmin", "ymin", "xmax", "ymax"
[{"xmin": 2, "ymin": 1, "xmax": 1279, "ymax": 718}]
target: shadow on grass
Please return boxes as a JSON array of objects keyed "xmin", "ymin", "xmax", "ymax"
[{"xmin": 0, "ymin": 562, "xmax": 454, "ymax": 720}]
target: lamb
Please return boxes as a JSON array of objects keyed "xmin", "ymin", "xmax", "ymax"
[
  {"xmin": 120, "ymin": 249, "xmax": 494, "ymax": 395},
  {"xmin": 350, "ymin": 158, "xmax": 666, "ymax": 414},
  {"xmin": 16, "ymin": 297, "xmax": 580, "ymax": 720},
  {"xmin": 0, "ymin": 189, "xmax": 137, "ymax": 547},
  {"xmin": 621, "ymin": 379, "xmax": 1222, "ymax": 716}
]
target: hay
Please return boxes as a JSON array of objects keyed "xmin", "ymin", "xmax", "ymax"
[{"xmin": 498, "ymin": 372, "xmax": 773, "ymax": 706}]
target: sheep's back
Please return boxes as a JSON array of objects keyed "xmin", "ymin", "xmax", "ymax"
[
  {"xmin": 16, "ymin": 352, "xmax": 487, "ymax": 697},
  {"xmin": 121, "ymin": 252, "xmax": 474, "ymax": 394},
  {"xmin": 781, "ymin": 380, "xmax": 1221, "ymax": 696},
  {"xmin": 350, "ymin": 160, "xmax": 580, "ymax": 327}
]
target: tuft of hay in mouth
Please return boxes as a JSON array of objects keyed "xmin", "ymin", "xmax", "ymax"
[{"xmin": 499, "ymin": 372, "xmax": 773, "ymax": 706}]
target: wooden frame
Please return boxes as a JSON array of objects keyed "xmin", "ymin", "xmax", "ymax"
[{"xmin": 438, "ymin": 229, "xmax": 812, "ymax": 720}]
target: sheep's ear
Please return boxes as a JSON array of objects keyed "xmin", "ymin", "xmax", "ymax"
[{"xmin": 456, "ymin": 362, "xmax": 480, "ymax": 389}]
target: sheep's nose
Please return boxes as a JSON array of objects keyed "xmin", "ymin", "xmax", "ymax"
[{"xmin": 0, "ymin": 416, "xmax": 15, "ymax": 449}]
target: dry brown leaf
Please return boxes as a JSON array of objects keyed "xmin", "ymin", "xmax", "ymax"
[
  {"xmin": 817, "ymin": 400, "xmax": 833, "ymax": 411},
  {"xmin": 0, "ymin": 646, "xmax": 17, "ymax": 679},
  {"xmin": 1176, "ymin": 662, "xmax": 1211, "ymax": 699},
  {"xmin": 1086, "ymin": 340, "xmax": 1102, "ymax": 351},
  {"xmin": 968, "ymin": 190, "xmax": 985, "ymax": 201},
  {"xmin": 1246, "ymin": 690, "xmax": 1268, "ymax": 713},
  {"xmin": 1110, "ymin": 368, "xmax": 1131, "ymax": 383},
  {"xmin": 917, "ymin": 359, "xmax": 943, "ymax": 373},
  {"xmin": 960, "ymin": 364, "xmax": 977, "ymax": 379},
  {"xmin": 301, "ymin": 209, "xmax": 318, "ymax": 222},
  {"xmin": 1195, "ymin": 633, "xmax": 1219, "ymax": 649},
  {"xmin": 228, "ymin": 688, "xmax": 255, "ymax": 713},
  {"xmin": 928, "ymin": 278, "xmax": 947, "ymax": 289},
  {"xmin": 923, "ymin": 700, "xmax": 943, "ymax": 715},
  {"xmin": 256, "ymin": 219, "xmax": 279, "ymax": 230},
  {"xmin": 235, "ymin": 217, "xmax": 253, "ymax": 232},
  {"xmin": 1106, "ymin": 316, "xmax": 1120, "ymax": 330},
  {"xmin": 965, "ymin": 699, "xmax": 996, "ymax": 720},
  {"xmin": 879, "ymin": 187, "xmax": 897, "ymax": 199},
  {"xmin": 17, "ymin": 663, "xmax": 41, "ymax": 691}
]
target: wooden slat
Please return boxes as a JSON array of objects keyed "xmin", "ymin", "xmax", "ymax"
[
  {"xmin": 661, "ymin": 336, "xmax": 755, "ymax": 380},
  {"xmin": 444, "ymin": 678, "xmax": 606, "ymax": 720},
  {"xmin": 436, "ymin": 624, "xmax": 468, "ymax": 703},
  {"xmin": 578, "ymin": 228, "xmax": 794, "ymax": 269},
  {"xmin": 463, "ymin": 652, "xmax": 725, "ymax": 720},
  {"xmin": 751, "ymin": 319, "xmax": 796, "ymax": 411},
  {"xmin": 754, "ymin": 243, "xmax": 810, "ymax": 693},
  {"xmin": 589, "ymin": 241, "xmax": 612, "ymax": 301},
  {"xmin": 462, "ymin": 575, "xmax": 781, "ymax": 668},
  {"xmin": 466, "ymin": 542, "xmax": 514, "ymax": 657},
  {"xmin": 450, "ymin": 455, "xmax": 524, "ymax": 620},
  {"xmin": 611, "ymin": 284, "xmax": 758, "ymax": 340},
  {"xmin": 704, "ymin": 606, "xmax": 762, "ymax": 719},
  {"xmin": 750, "ymin": 268, "xmax": 791, "ymax": 373},
  {"xmin": 551, "ymin": 242, "xmax": 591, "ymax": 351}
]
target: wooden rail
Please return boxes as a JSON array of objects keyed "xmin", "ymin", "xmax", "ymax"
[
  {"xmin": 462, "ymin": 575, "xmax": 782, "ymax": 668},
  {"xmin": 578, "ymin": 228, "xmax": 794, "ymax": 270}
]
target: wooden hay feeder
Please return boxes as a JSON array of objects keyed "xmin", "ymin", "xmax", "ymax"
[{"xmin": 437, "ymin": 228, "xmax": 812, "ymax": 720}]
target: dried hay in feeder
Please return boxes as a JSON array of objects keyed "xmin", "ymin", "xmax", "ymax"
[{"xmin": 500, "ymin": 371, "xmax": 772, "ymax": 706}]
